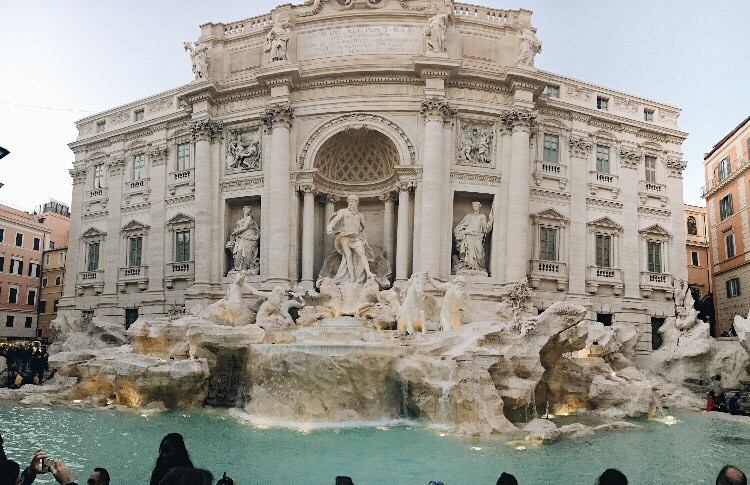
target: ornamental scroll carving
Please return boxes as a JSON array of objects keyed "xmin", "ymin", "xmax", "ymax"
[
  {"xmin": 190, "ymin": 119, "xmax": 223, "ymax": 141},
  {"xmin": 569, "ymin": 137, "xmax": 592, "ymax": 158},
  {"xmin": 332, "ymin": 0, "xmax": 388, "ymax": 8},
  {"xmin": 261, "ymin": 105, "xmax": 294, "ymax": 129},
  {"xmin": 500, "ymin": 110, "xmax": 536, "ymax": 130},
  {"xmin": 149, "ymin": 146, "xmax": 169, "ymax": 166},
  {"xmin": 420, "ymin": 97, "xmax": 457, "ymax": 123},
  {"xmin": 619, "ymin": 148, "xmax": 641, "ymax": 169},
  {"xmin": 107, "ymin": 158, "xmax": 126, "ymax": 176},
  {"xmin": 226, "ymin": 128, "xmax": 262, "ymax": 173},
  {"xmin": 456, "ymin": 121, "xmax": 494, "ymax": 167}
]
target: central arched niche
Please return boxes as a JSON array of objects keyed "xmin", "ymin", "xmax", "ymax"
[{"xmin": 314, "ymin": 128, "xmax": 397, "ymax": 184}]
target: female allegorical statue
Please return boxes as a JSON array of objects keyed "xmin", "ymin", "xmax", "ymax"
[
  {"xmin": 226, "ymin": 206, "xmax": 260, "ymax": 275},
  {"xmin": 454, "ymin": 201, "xmax": 493, "ymax": 272}
]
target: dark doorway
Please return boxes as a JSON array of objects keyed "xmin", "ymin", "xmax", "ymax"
[
  {"xmin": 651, "ymin": 317, "xmax": 666, "ymax": 350},
  {"xmin": 125, "ymin": 308, "xmax": 139, "ymax": 330},
  {"xmin": 596, "ymin": 313, "xmax": 613, "ymax": 326}
]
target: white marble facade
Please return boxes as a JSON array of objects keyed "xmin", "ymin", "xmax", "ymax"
[{"xmin": 63, "ymin": 0, "xmax": 688, "ymax": 352}]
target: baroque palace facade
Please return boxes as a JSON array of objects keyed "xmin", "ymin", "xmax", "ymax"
[{"xmin": 64, "ymin": 0, "xmax": 687, "ymax": 352}]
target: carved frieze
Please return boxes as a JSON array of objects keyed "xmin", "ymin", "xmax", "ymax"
[
  {"xmin": 226, "ymin": 128, "xmax": 262, "ymax": 173},
  {"xmin": 530, "ymin": 188, "xmax": 570, "ymax": 200},
  {"xmin": 619, "ymin": 148, "xmax": 642, "ymax": 169},
  {"xmin": 638, "ymin": 206, "xmax": 672, "ymax": 217},
  {"xmin": 296, "ymin": 0, "xmax": 323, "ymax": 17},
  {"xmin": 107, "ymin": 158, "xmax": 126, "ymax": 176},
  {"xmin": 569, "ymin": 137, "xmax": 592, "ymax": 158},
  {"xmin": 456, "ymin": 120, "xmax": 495, "ymax": 167},
  {"xmin": 261, "ymin": 105, "xmax": 294, "ymax": 129},
  {"xmin": 148, "ymin": 97, "xmax": 174, "ymax": 113},
  {"xmin": 149, "ymin": 146, "xmax": 169, "ymax": 166},
  {"xmin": 613, "ymin": 96, "xmax": 639, "ymax": 114},
  {"xmin": 122, "ymin": 202, "xmax": 151, "ymax": 213},
  {"xmin": 219, "ymin": 176, "xmax": 264, "ymax": 192},
  {"xmin": 111, "ymin": 111, "xmax": 130, "ymax": 125},
  {"xmin": 165, "ymin": 194, "xmax": 196, "ymax": 205},
  {"xmin": 586, "ymin": 197, "xmax": 623, "ymax": 210},
  {"xmin": 566, "ymin": 84, "xmax": 593, "ymax": 102},
  {"xmin": 81, "ymin": 210, "xmax": 108, "ymax": 221},
  {"xmin": 78, "ymin": 123, "xmax": 93, "ymax": 135},
  {"xmin": 420, "ymin": 98, "xmax": 457, "ymax": 124},
  {"xmin": 660, "ymin": 110, "xmax": 679, "ymax": 124},
  {"xmin": 450, "ymin": 171, "xmax": 502, "ymax": 186},
  {"xmin": 190, "ymin": 119, "xmax": 224, "ymax": 141}
]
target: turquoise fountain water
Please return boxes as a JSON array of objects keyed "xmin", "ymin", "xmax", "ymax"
[{"xmin": 0, "ymin": 403, "xmax": 748, "ymax": 484}]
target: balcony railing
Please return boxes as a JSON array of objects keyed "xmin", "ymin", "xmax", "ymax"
[
  {"xmin": 78, "ymin": 270, "xmax": 103, "ymax": 284},
  {"xmin": 590, "ymin": 171, "xmax": 618, "ymax": 186},
  {"xmin": 88, "ymin": 187, "xmax": 106, "ymax": 199},
  {"xmin": 640, "ymin": 271, "xmax": 673, "ymax": 288},
  {"xmin": 529, "ymin": 260, "xmax": 568, "ymax": 290},
  {"xmin": 586, "ymin": 266, "xmax": 624, "ymax": 295},
  {"xmin": 639, "ymin": 180, "xmax": 666, "ymax": 194},
  {"xmin": 172, "ymin": 169, "xmax": 193, "ymax": 181},
  {"xmin": 119, "ymin": 265, "xmax": 149, "ymax": 280},
  {"xmin": 165, "ymin": 261, "xmax": 195, "ymax": 289},
  {"xmin": 702, "ymin": 154, "xmax": 748, "ymax": 198},
  {"xmin": 124, "ymin": 178, "xmax": 149, "ymax": 193}
]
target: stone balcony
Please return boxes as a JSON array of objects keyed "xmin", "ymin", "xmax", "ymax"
[
  {"xmin": 168, "ymin": 169, "xmax": 195, "ymax": 195},
  {"xmin": 528, "ymin": 259, "xmax": 567, "ymax": 291},
  {"xmin": 588, "ymin": 171, "xmax": 620, "ymax": 199},
  {"xmin": 532, "ymin": 160, "xmax": 568, "ymax": 189},
  {"xmin": 165, "ymin": 261, "xmax": 195, "ymax": 288},
  {"xmin": 639, "ymin": 271, "xmax": 674, "ymax": 298},
  {"xmin": 76, "ymin": 270, "xmax": 104, "ymax": 294},
  {"xmin": 118, "ymin": 265, "xmax": 149, "ymax": 291},
  {"xmin": 586, "ymin": 266, "xmax": 623, "ymax": 295},
  {"xmin": 638, "ymin": 180, "xmax": 669, "ymax": 207},
  {"xmin": 124, "ymin": 178, "xmax": 149, "ymax": 193}
]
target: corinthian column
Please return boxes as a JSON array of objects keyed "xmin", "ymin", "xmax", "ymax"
[
  {"xmin": 323, "ymin": 194, "xmax": 339, "ymax": 258},
  {"xmin": 261, "ymin": 105, "xmax": 294, "ymax": 284},
  {"xmin": 396, "ymin": 182, "xmax": 413, "ymax": 283},
  {"xmin": 380, "ymin": 192, "xmax": 396, "ymax": 264},
  {"xmin": 502, "ymin": 110, "xmax": 536, "ymax": 282},
  {"xmin": 418, "ymin": 98, "xmax": 456, "ymax": 276},
  {"xmin": 190, "ymin": 119, "xmax": 223, "ymax": 289},
  {"xmin": 299, "ymin": 185, "xmax": 317, "ymax": 288}
]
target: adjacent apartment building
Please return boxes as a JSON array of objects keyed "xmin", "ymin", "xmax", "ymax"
[
  {"xmin": 684, "ymin": 204, "xmax": 714, "ymax": 331},
  {"xmin": 0, "ymin": 202, "xmax": 70, "ymax": 340},
  {"xmin": 37, "ymin": 201, "xmax": 71, "ymax": 338},
  {"xmin": 702, "ymin": 116, "xmax": 750, "ymax": 335}
]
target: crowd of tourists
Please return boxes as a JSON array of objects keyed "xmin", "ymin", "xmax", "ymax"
[
  {"xmin": 0, "ymin": 342, "xmax": 52, "ymax": 389},
  {"xmin": 0, "ymin": 430, "xmax": 746, "ymax": 484},
  {"xmin": 706, "ymin": 374, "xmax": 750, "ymax": 416}
]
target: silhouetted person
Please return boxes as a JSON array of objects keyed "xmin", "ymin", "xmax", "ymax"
[
  {"xmin": 335, "ymin": 477, "xmax": 354, "ymax": 485},
  {"xmin": 598, "ymin": 468, "xmax": 627, "ymax": 485},
  {"xmin": 717, "ymin": 465, "xmax": 747, "ymax": 485},
  {"xmin": 88, "ymin": 467, "xmax": 110, "ymax": 485},
  {"xmin": 728, "ymin": 393, "xmax": 747, "ymax": 416},
  {"xmin": 157, "ymin": 466, "xmax": 212, "ymax": 485},
  {"xmin": 149, "ymin": 433, "xmax": 194, "ymax": 485},
  {"xmin": 497, "ymin": 472, "xmax": 519, "ymax": 485}
]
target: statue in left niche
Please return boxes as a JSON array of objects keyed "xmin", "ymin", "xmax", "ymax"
[
  {"xmin": 265, "ymin": 16, "xmax": 291, "ymax": 62},
  {"xmin": 183, "ymin": 42, "xmax": 210, "ymax": 80},
  {"xmin": 226, "ymin": 206, "xmax": 260, "ymax": 275}
]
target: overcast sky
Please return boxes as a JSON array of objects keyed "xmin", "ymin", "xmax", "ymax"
[{"xmin": 1, "ymin": 0, "xmax": 748, "ymax": 212}]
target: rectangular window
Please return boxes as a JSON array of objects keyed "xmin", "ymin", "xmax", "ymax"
[
  {"xmin": 55, "ymin": 276, "xmax": 61, "ymax": 286},
  {"xmin": 33, "ymin": 237, "xmax": 40, "ymax": 251},
  {"xmin": 8, "ymin": 287, "xmax": 17, "ymax": 304},
  {"xmin": 58, "ymin": 252, "xmax": 65, "ymax": 264},
  {"xmin": 87, "ymin": 242, "xmax": 100, "ymax": 271},
  {"xmin": 597, "ymin": 96, "xmax": 609, "ymax": 110},
  {"xmin": 0, "ymin": 256, "xmax": 4, "ymax": 272},
  {"xmin": 176, "ymin": 142, "xmax": 191, "ymax": 171},
  {"xmin": 719, "ymin": 194, "xmax": 734, "ymax": 220},
  {"xmin": 717, "ymin": 157, "xmax": 730, "ymax": 182},
  {"xmin": 39, "ymin": 300, "xmax": 46, "ymax": 314},
  {"xmin": 129, "ymin": 236, "xmax": 143, "ymax": 267},
  {"xmin": 175, "ymin": 230, "xmax": 190, "ymax": 262},
  {"xmin": 644, "ymin": 109, "xmax": 654, "ymax": 122},
  {"xmin": 24, "ymin": 317, "xmax": 32, "ymax": 328},
  {"xmin": 53, "ymin": 300, "xmax": 59, "ymax": 312},
  {"xmin": 42, "ymin": 277, "xmax": 48, "ymax": 288},
  {"xmin": 132, "ymin": 153, "xmax": 146, "ymax": 181},
  {"xmin": 647, "ymin": 241, "xmax": 662, "ymax": 273},
  {"xmin": 134, "ymin": 109, "xmax": 144, "ymax": 121},
  {"xmin": 93, "ymin": 164, "xmax": 104, "ymax": 189},
  {"xmin": 5, "ymin": 316, "xmax": 13, "ymax": 328},
  {"xmin": 44, "ymin": 254, "xmax": 50, "ymax": 266},
  {"xmin": 49, "ymin": 242, "xmax": 55, "ymax": 250},
  {"xmin": 27, "ymin": 289, "xmax": 36, "ymax": 306},
  {"xmin": 726, "ymin": 233, "xmax": 736, "ymax": 259},
  {"xmin": 10, "ymin": 259, "xmax": 22, "ymax": 275},
  {"xmin": 539, "ymin": 227, "xmax": 557, "ymax": 261},
  {"xmin": 96, "ymin": 121, "xmax": 106, "ymax": 133},
  {"xmin": 0, "ymin": 228, "xmax": 4, "ymax": 242},
  {"xmin": 595, "ymin": 234, "xmax": 612, "ymax": 268},
  {"xmin": 691, "ymin": 251, "xmax": 699, "ymax": 267},
  {"xmin": 28, "ymin": 262, "xmax": 39, "ymax": 277},
  {"xmin": 727, "ymin": 277, "xmax": 741, "ymax": 297},
  {"xmin": 15, "ymin": 233, "xmax": 23, "ymax": 247},
  {"xmin": 546, "ymin": 85, "xmax": 560, "ymax": 98},
  {"xmin": 645, "ymin": 155, "xmax": 657, "ymax": 183},
  {"xmin": 542, "ymin": 134, "xmax": 559, "ymax": 164},
  {"xmin": 596, "ymin": 145, "xmax": 610, "ymax": 173}
]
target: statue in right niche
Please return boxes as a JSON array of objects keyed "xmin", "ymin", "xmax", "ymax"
[{"xmin": 453, "ymin": 201, "xmax": 493, "ymax": 273}]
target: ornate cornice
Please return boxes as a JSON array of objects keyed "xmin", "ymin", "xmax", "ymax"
[
  {"xmin": 569, "ymin": 137, "xmax": 592, "ymax": 158},
  {"xmin": 420, "ymin": 97, "xmax": 457, "ymax": 124},
  {"xmin": 586, "ymin": 197, "xmax": 623, "ymax": 210},
  {"xmin": 165, "ymin": 194, "xmax": 195, "ymax": 205},
  {"xmin": 450, "ymin": 171, "xmax": 502, "ymax": 186},
  {"xmin": 297, "ymin": 183, "xmax": 318, "ymax": 195},
  {"xmin": 638, "ymin": 206, "xmax": 671, "ymax": 218},
  {"xmin": 190, "ymin": 119, "xmax": 223, "ymax": 141},
  {"xmin": 530, "ymin": 188, "xmax": 570, "ymax": 200},
  {"xmin": 81, "ymin": 210, "xmax": 108, "ymax": 221},
  {"xmin": 122, "ymin": 202, "xmax": 152, "ymax": 213},
  {"xmin": 261, "ymin": 105, "xmax": 294, "ymax": 129},
  {"xmin": 219, "ymin": 176, "xmax": 264, "ymax": 192},
  {"xmin": 69, "ymin": 168, "xmax": 87, "ymax": 185}
]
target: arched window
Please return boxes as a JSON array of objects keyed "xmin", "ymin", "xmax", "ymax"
[{"xmin": 687, "ymin": 216, "xmax": 697, "ymax": 236}]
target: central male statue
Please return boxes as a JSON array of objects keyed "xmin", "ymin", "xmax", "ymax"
[{"xmin": 326, "ymin": 195, "xmax": 376, "ymax": 284}]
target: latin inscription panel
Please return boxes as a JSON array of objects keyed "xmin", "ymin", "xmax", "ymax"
[{"xmin": 297, "ymin": 26, "xmax": 422, "ymax": 59}]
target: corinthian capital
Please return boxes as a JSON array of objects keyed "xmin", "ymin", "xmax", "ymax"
[
  {"xmin": 569, "ymin": 137, "xmax": 593, "ymax": 158},
  {"xmin": 190, "ymin": 119, "xmax": 224, "ymax": 142},
  {"xmin": 261, "ymin": 105, "xmax": 294, "ymax": 129},
  {"xmin": 69, "ymin": 167, "xmax": 87, "ymax": 185},
  {"xmin": 500, "ymin": 110, "xmax": 537, "ymax": 131},
  {"xmin": 420, "ymin": 97, "xmax": 457, "ymax": 124}
]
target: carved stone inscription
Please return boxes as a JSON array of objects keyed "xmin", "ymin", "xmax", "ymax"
[{"xmin": 297, "ymin": 26, "xmax": 421, "ymax": 60}]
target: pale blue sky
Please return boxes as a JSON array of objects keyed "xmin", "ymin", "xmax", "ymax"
[{"xmin": 1, "ymin": 0, "xmax": 748, "ymax": 211}]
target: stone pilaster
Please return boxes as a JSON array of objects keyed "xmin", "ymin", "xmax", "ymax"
[
  {"xmin": 147, "ymin": 145, "xmax": 168, "ymax": 294},
  {"xmin": 667, "ymin": 157, "xmax": 688, "ymax": 282},
  {"xmin": 299, "ymin": 184, "xmax": 317, "ymax": 288},
  {"xmin": 619, "ymin": 145, "xmax": 641, "ymax": 299},
  {"xmin": 189, "ymin": 118, "xmax": 223, "ymax": 291},
  {"xmin": 261, "ymin": 105, "xmax": 294, "ymax": 284},
  {"xmin": 418, "ymin": 97, "xmax": 455, "ymax": 276},
  {"xmin": 502, "ymin": 109, "xmax": 536, "ymax": 282},
  {"xmin": 323, "ymin": 194, "xmax": 339, "ymax": 259},
  {"xmin": 396, "ymin": 182, "xmax": 413, "ymax": 282},
  {"xmin": 567, "ymin": 136, "xmax": 592, "ymax": 295},
  {"xmin": 62, "ymin": 167, "xmax": 87, "ymax": 305},
  {"xmin": 380, "ymin": 191, "xmax": 396, "ymax": 266},
  {"xmin": 104, "ymin": 155, "xmax": 125, "ymax": 295}
]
